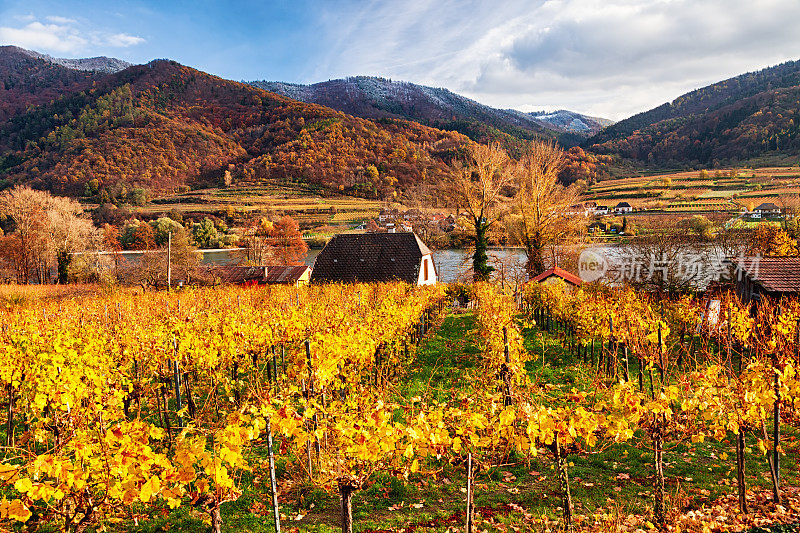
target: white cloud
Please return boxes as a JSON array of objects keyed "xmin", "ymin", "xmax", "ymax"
[
  {"xmin": 45, "ymin": 16, "xmax": 77, "ymax": 24},
  {"xmin": 315, "ymin": 0, "xmax": 800, "ymax": 120},
  {"xmin": 105, "ymin": 33, "xmax": 146, "ymax": 47},
  {"xmin": 0, "ymin": 21, "xmax": 87, "ymax": 54},
  {"xmin": 0, "ymin": 17, "xmax": 145, "ymax": 56}
]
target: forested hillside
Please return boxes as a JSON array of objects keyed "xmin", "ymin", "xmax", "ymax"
[
  {"xmin": 589, "ymin": 60, "xmax": 800, "ymax": 165},
  {"xmin": 0, "ymin": 45, "xmax": 107, "ymax": 122},
  {"xmin": 252, "ymin": 77, "xmax": 601, "ymax": 152},
  {"xmin": 0, "ymin": 50, "xmax": 468, "ymax": 200}
]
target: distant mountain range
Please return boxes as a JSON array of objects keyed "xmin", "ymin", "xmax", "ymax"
[
  {"xmin": 251, "ymin": 77, "xmax": 611, "ymax": 149},
  {"xmin": 587, "ymin": 60, "xmax": 800, "ymax": 165},
  {"xmin": 0, "ymin": 46, "xmax": 469, "ymax": 201},
  {"xmin": 2, "ymin": 43, "xmax": 799, "ymax": 202},
  {"xmin": 13, "ymin": 46, "xmax": 131, "ymax": 73}
]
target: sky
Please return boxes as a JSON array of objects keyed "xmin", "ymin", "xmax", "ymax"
[{"xmin": 2, "ymin": 0, "xmax": 800, "ymax": 121}]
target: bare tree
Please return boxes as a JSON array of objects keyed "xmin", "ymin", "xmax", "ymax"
[
  {"xmin": 512, "ymin": 140, "xmax": 581, "ymax": 275},
  {"xmin": 48, "ymin": 196, "xmax": 96, "ymax": 283},
  {"xmin": 0, "ymin": 187, "xmax": 54, "ymax": 283},
  {"xmin": 448, "ymin": 143, "xmax": 512, "ymax": 281}
]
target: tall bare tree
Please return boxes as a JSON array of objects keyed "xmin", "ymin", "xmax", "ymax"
[
  {"xmin": 48, "ymin": 196, "xmax": 96, "ymax": 283},
  {"xmin": 512, "ymin": 140, "xmax": 580, "ymax": 275},
  {"xmin": 0, "ymin": 186, "xmax": 95, "ymax": 283},
  {"xmin": 449, "ymin": 143, "xmax": 512, "ymax": 281},
  {"xmin": 0, "ymin": 187, "xmax": 53, "ymax": 283}
]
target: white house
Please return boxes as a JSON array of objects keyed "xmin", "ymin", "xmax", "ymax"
[{"xmin": 614, "ymin": 201, "xmax": 633, "ymax": 214}]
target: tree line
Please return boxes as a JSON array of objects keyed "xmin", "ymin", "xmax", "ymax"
[{"xmin": 0, "ymin": 186, "xmax": 308, "ymax": 285}]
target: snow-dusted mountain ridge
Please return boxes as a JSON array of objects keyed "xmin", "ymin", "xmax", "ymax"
[{"xmin": 250, "ymin": 76, "xmax": 613, "ymax": 140}]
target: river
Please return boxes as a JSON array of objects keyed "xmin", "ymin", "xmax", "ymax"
[{"xmin": 117, "ymin": 243, "xmax": 726, "ymax": 287}]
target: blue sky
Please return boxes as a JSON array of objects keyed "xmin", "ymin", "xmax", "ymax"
[{"xmin": 2, "ymin": 0, "xmax": 800, "ymax": 120}]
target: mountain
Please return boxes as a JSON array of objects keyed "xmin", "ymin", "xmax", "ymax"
[
  {"xmin": 523, "ymin": 110, "xmax": 613, "ymax": 135},
  {"xmin": 0, "ymin": 45, "xmax": 112, "ymax": 122},
  {"xmin": 250, "ymin": 77, "xmax": 611, "ymax": 150},
  {"xmin": 0, "ymin": 49, "xmax": 468, "ymax": 201},
  {"xmin": 13, "ymin": 46, "xmax": 131, "ymax": 73},
  {"xmin": 588, "ymin": 60, "xmax": 800, "ymax": 165}
]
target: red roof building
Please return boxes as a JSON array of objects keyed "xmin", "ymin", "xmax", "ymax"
[
  {"xmin": 732, "ymin": 257, "xmax": 800, "ymax": 302},
  {"xmin": 206, "ymin": 265, "xmax": 312, "ymax": 287},
  {"xmin": 531, "ymin": 266, "xmax": 583, "ymax": 287}
]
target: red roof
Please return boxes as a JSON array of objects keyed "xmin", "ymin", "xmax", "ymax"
[
  {"xmin": 265, "ymin": 265, "xmax": 311, "ymax": 283},
  {"xmin": 531, "ymin": 266, "xmax": 583, "ymax": 286},
  {"xmin": 733, "ymin": 257, "xmax": 800, "ymax": 292},
  {"xmin": 206, "ymin": 264, "xmax": 311, "ymax": 285}
]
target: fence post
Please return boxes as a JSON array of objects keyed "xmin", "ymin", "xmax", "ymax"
[
  {"xmin": 172, "ymin": 339, "xmax": 183, "ymax": 427},
  {"xmin": 266, "ymin": 419, "xmax": 281, "ymax": 533}
]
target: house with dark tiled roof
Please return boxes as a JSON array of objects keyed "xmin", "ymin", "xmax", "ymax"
[
  {"xmin": 732, "ymin": 257, "xmax": 800, "ymax": 302},
  {"xmin": 752, "ymin": 202, "xmax": 781, "ymax": 218},
  {"xmin": 614, "ymin": 201, "xmax": 633, "ymax": 214},
  {"xmin": 531, "ymin": 266, "xmax": 583, "ymax": 287},
  {"xmin": 207, "ymin": 265, "xmax": 311, "ymax": 287},
  {"xmin": 311, "ymin": 232, "xmax": 437, "ymax": 285}
]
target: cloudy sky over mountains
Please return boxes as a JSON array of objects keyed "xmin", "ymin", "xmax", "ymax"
[{"xmin": 2, "ymin": 0, "xmax": 799, "ymax": 120}]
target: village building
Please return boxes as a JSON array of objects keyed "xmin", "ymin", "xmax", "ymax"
[
  {"xmin": 732, "ymin": 257, "xmax": 800, "ymax": 302},
  {"xmin": 614, "ymin": 201, "xmax": 633, "ymax": 214},
  {"xmin": 530, "ymin": 266, "xmax": 583, "ymax": 287},
  {"xmin": 207, "ymin": 264, "xmax": 311, "ymax": 287},
  {"xmin": 311, "ymin": 232, "xmax": 437, "ymax": 285},
  {"xmin": 751, "ymin": 202, "xmax": 781, "ymax": 219}
]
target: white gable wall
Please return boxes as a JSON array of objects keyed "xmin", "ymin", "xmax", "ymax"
[{"xmin": 417, "ymin": 254, "xmax": 437, "ymax": 285}]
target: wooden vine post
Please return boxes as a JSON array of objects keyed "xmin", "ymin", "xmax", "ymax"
[
  {"xmin": 338, "ymin": 476, "xmax": 359, "ymax": 533},
  {"xmin": 501, "ymin": 327, "xmax": 513, "ymax": 406},
  {"xmin": 770, "ymin": 347, "xmax": 781, "ymax": 504},
  {"xmin": 653, "ymin": 323, "xmax": 666, "ymax": 526},
  {"xmin": 6, "ymin": 383, "xmax": 12, "ymax": 447},
  {"xmin": 172, "ymin": 339, "xmax": 183, "ymax": 427},
  {"xmin": 266, "ymin": 419, "xmax": 281, "ymax": 533},
  {"xmin": 465, "ymin": 452, "xmax": 474, "ymax": 533},
  {"xmin": 728, "ymin": 306, "xmax": 747, "ymax": 514},
  {"xmin": 551, "ymin": 433, "xmax": 574, "ymax": 531}
]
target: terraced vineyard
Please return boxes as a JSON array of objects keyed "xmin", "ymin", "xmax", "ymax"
[{"xmin": 585, "ymin": 166, "xmax": 800, "ymax": 213}]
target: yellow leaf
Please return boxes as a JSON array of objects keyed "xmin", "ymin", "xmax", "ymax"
[
  {"xmin": 403, "ymin": 444, "xmax": 414, "ymax": 459},
  {"xmin": 452, "ymin": 437, "xmax": 462, "ymax": 453},
  {"xmin": 14, "ymin": 478, "xmax": 32, "ymax": 494},
  {"xmin": 7, "ymin": 499, "xmax": 31, "ymax": 522},
  {"xmin": 499, "ymin": 408, "xmax": 515, "ymax": 427},
  {"xmin": 140, "ymin": 475, "xmax": 161, "ymax": 503},
  {"xmin": 410, "ymin": 459, "xmax": 419, "ymax": 473}
]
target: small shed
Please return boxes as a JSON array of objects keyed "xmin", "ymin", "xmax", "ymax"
[
  {"xmin": 531, "ymin": 266, "xmax": 583, "ymax": 287},
  {"xmin": 311, "ymin": 232, "xmax": 437, "ymax": 285},
  {"xmin": 732, "ymin": 257, "xmax": 800, "ymax": 302}
]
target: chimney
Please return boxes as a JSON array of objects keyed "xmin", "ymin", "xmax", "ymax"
[{"xmin": 263, "ymin": 266, "xmax": 268, "ymax": 280}]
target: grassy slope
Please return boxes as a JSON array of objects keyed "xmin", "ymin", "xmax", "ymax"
[{"xmin": 116, "ymin": 310, "xmax": 799, "ymax": 533}]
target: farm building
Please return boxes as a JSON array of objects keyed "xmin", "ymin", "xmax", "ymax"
[
  {"xmin": 531, "ymin": 266, "xmax": 583, "ymax": 287},
  {"xmin": 614, "ymin": 201, "xmax": 633, "ymax": 214},
  {"xmin": 752, "ymin": 202, "xmax": 781, "ymax": 218},
  {"xmin": 207, "ymin": 265, "xmax": 311, "ymax": 287},
  {"xmin": 732, "ymin": 257, "xmax": 800, "ymax": 302},
  {"xmin": 311, "ymin": 232, "xmax": 437, "ymax": 285}
]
